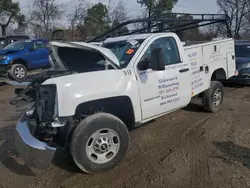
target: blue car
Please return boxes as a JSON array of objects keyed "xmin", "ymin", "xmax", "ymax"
[
  {"xmin": 227, "ymin": 40, "xmax": 250, "ymax": 84},
  {"xmin": 0, "ymin": 39, "xmax": 50, "ymax": 82}
]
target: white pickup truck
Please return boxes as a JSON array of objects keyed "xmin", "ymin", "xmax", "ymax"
[{"xmin": 14, "ymin": 32, "xmax": 236, "ymax": 174}]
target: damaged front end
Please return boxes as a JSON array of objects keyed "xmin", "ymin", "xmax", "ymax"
[
  {"xmin": 14, "ymin": 83, "xmax": 73, "ymax": 169},
  {"xmin": 15, "ymin": 112, "xmax": 57, "ymax": 169},
  {"xmin": 13, "ymin": 41, "xmax": 120, "ymax": 169}
]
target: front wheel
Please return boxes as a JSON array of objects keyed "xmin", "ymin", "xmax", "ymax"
[
  {"xmin": 70, "ymin": 113, "xmax": 129, "ymax": 174},
  {"xmin": 9, "ymin": 64, "xmax": 27, "ymax": 82},
  {"xmin": 202, "ymin": 81, "xmax": 224, "ymax": 113}
]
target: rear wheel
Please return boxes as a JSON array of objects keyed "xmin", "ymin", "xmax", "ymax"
[
  {"xmin": 70, "ymin": 113, "xmax": 129, "ymax": 174},
  {"xmin": 202, "ymin": 81, "xmax": 224, "ymax": 112},
  {"xmin": 9, "ymin": 64, "xmax": 27, "ymax": 82}
]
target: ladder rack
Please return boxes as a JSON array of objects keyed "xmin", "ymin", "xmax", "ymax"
[{"xmin": 89, "ymin": 13, "xmax": 231, "ymax": 42}]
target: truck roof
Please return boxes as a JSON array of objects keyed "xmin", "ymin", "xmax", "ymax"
[
  {"xmin": 104, "ymin": 34, "xmax": 151, "ymax": 43},
  {"xmin": 104, "ymin": 33, "xmax": 175, "ymax": 43}
]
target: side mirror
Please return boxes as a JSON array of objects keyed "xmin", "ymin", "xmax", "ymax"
[
  {"xmin": 151, "ymin": 48, "xmax": 165, "ymax": 71},
  {"xmin": 137, "ymin": 58, "xmax": 150, "ymax": 71}
]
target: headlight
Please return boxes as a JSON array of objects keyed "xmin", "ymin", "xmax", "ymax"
[{"xmin": 0, "ymin": 55, "xmax": 7, "ymax": 60}]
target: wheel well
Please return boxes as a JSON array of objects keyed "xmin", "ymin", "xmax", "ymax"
[
  {"xmin": 75, "ymin": 96, "xmax": 135, "ymax": 130},
  {"xmin": 211, "ymin": 68, "xmax": 226, "ymax": 81},
  {"xmin": 12, "ymin": 59, "xmax": 28, "ymax": 68}
]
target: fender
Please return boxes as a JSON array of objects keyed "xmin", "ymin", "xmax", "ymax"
[
  {"xmin": 43, "ymin": 69, "xmax": 142, "ymax": 123},
  {"xmin": 76, "ymin": 96, "xmax": 136, "ymax": 130},
  {"xmin": 10, "ymin": 58, "xmax": 28, "ymax": 68},
  {"xmin": 211, "ymin": 68, "xmax": 227, "ymax": 80}
]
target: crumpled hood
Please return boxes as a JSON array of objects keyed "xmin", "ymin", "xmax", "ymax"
[
  {"xmin": 50, "ymin": 41, "xmax": 120, "ymax": 68},
  {"xmin": 0, "ymin": 49, "xmax": 20, "ymax": 55},
  {"xmin": 42, "ymin": 69, "xmax": 137, "ymax": 117}
]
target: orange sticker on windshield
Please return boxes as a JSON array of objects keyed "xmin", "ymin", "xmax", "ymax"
[{"xmin": 126, "ymin": 49, "xmax": 134, "ymax": 55}]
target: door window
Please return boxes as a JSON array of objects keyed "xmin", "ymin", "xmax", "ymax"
[
  {"xmin": 138, "ymin": 37, "xmax": 181, "ymax": 70},
  {"xmin": 33, "ymin": 41, "xmax": 46, "ymax": 50}
]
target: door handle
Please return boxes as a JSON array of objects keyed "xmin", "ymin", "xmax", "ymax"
[
  {"xmin": 205, "ymin": 66, "xmax": 209, "ymax": 73},
  {"xmin": 179, "ymin": 68, "xmax": 189, "ymax": 73}
]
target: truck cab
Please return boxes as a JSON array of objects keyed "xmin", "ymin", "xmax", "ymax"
[{"xmin": 101, "ymin": 33, "xmax": 193, "ymax": 121}]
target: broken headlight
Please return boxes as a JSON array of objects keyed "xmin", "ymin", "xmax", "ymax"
[
  {"xmin": 26, "ymin": 104, "xmax": 35, "ymax": 117},
  {"xmin": 36, "ymin": 84, "xmax": 58, "ymax": 122}
]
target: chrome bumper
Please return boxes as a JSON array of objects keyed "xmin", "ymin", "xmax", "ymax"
[{"xmin": 15, "ymin": 115, "xmax": 56, "ymax": 169}]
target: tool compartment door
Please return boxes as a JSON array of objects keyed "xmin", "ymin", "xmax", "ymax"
[{"xmin": 185, "ymin": 46, "xmax": 207, "ymax": 97}]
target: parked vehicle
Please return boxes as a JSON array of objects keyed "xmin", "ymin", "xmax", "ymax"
[
  {"xmin": 12, "ymin": 15, "xmax": 236, "ymax": 174},
  {"xmin": 0, "ymin": 35, "xmax": 30, "ymax": 49},
  {"xmin": 225, "ymin": 40, "xmax": 250, "ymax": 84},
  {"xmin": 13, "ymin": 33, "xmax": 236, "ymax": 174},
  {"xmin": 0, "ymin": 39, "xmax": 50, "ymax": 82}
]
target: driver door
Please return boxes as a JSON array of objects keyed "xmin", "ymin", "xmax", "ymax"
[
  {"xmin": 27, "ymin": 41, "xmax": 49, "ymax": 69},
  {"xmin": 136, "ymin": 36, "xmax": 192, "ymax": 121}
]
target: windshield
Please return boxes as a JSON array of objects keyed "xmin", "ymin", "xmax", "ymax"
[
  {"xmin": 0, "ymin": 39, "xmax": 5, "ymax": 49},
  {"xmin": 103, "ymin": 39, "xmax": 144, "ymax": 68},
  {"xmin": 4, "ymin": 41, "xmax": 30, "ymax": 50},
  {"xmin": 235, "ymin": 44, "xmax": 250, "ymax": 57}
]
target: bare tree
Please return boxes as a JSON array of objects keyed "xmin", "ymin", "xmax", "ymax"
[
  {"xmin": 0, "ymin": 0, "xmax": 25, "ymax": 36},
  {"xmin": 68, "ymin": 0, "xmax": 87, "ymax": 41},
  {"xmin": 133, "ymin": 10, "xmax": 148, "ymax": 30},
  {"xmin": 109, "ymin": 1, "xmax": 128, "ymax": 25},
  {"xmin": 217, "ymin": 0, "xmax": 250, "ymax": 38},
  {"xmin": 30, "ymin": 0, "xmax": 64, "ymax": 38},
  {"xmin": 203, "ymin": 23, "xmax": 222, "ymax": 39},
  {"xmin": 106, "ymin": 0, "xmax": 129, "ymax": 36}
]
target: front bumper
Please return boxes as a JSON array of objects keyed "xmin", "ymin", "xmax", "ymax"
[{"xmin": 15, "ymin": 115, "xmax": 56, "ymax": 169}]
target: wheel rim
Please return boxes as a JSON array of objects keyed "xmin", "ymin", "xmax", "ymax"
[
  {"xmin": 85, "ymin": 128, "xmax": 120, "ymax": 164},
  {"xmin": 213, "ymin": 88, "xmax": 222, "ymax": 107},
  {"xmin": 14, "ymin": 67, "xmax": 25, "ymax": 79}
]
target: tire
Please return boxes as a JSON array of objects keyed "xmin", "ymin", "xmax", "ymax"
[
  {"xmin": 202, "ymin": 81, "xmax": 224, "ymax": 113},
  {"xmin": 9, "ymin": 64, "xmax": 27, "ymax": 82},
  {"xmin": 70, "ymin": 113, "xmax": 129, "ymax": 174}
]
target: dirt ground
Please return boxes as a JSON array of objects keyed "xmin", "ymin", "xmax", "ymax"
[{"xmin": 1, "ymin": 83, "xmax": 250, "ymax": 188}]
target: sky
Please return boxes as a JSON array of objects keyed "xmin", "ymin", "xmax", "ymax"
[{"xmin": 15, "ymin": 0, "xmax": 220, "ymax": 16}]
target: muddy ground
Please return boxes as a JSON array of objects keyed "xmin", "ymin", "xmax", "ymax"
[{"xmin": 0, "ymin": 83, "xmax": 250, "ymax": 188}]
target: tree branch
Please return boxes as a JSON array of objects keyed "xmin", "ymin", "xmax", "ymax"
[{"xmin": 4, "ymin": 13, "xmax": 14, "ymax": 27}]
